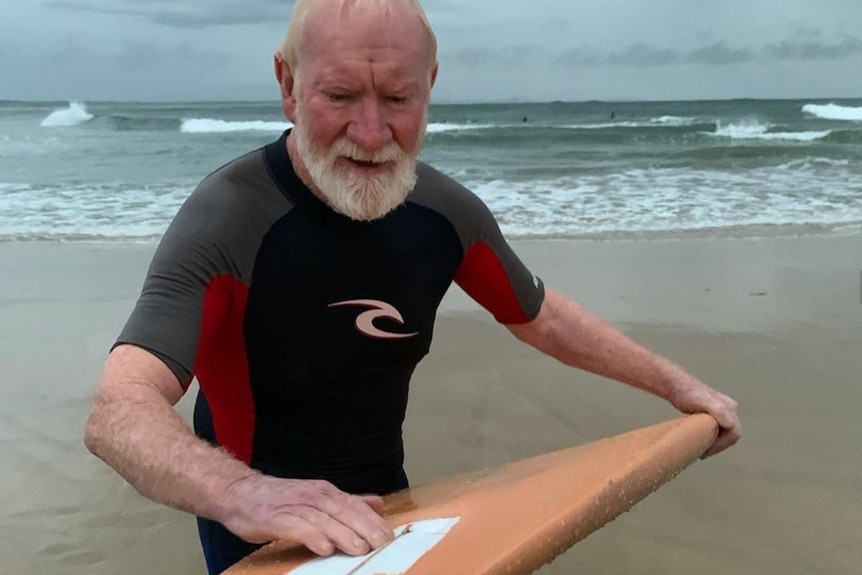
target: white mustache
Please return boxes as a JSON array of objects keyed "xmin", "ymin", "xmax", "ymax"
[{"xmin": 331, "ymin": 138, "xmax": 405, "ymax": 164}]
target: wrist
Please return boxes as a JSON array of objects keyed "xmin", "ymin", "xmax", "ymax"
[
  {"xmin": 655, "ymin": 361, "xmax": 699, "ymax": 405},
  {"xmin": 208, "ymin": 467, "xmax": 261, "ymax": 526}
]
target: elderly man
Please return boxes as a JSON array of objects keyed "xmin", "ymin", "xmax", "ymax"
[{"xmin": 84, "ymin": 0, "xmax": 740, "ymax": 573}]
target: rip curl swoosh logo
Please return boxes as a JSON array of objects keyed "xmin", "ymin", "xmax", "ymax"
[{"xmin": 328, "ymin": 299, "xmax": 419, "ymax": 340}]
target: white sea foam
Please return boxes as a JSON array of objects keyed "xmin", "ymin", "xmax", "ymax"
[
  {"xmin": 465, "ymin": 163, "xmax": 862, "ymax": 238},
  {"xmin": 3, "ymin": 160, "xmax": 861, "ymax": 241},
  {"xmin": 563, "ymin": 116, "xmax": 699, "ymax": 130},
  {"xmin": 39, "ymin": 101, "xmax": 94, "ymax": 128},
  {"xmin": 650, "ymin": 115, "xmax": 698, "ymax": 126},
  {"xmin": 0, "ymin": 134, "xmax": 66, "ymax": 157},
  {"xmin": 180, "ymin": 118, "xmax": 292, "ymax": 133},
  {"xmin": 776, "ymin": 157, "xmax": 850, "ymax": 170},
  {"xmin": 178, "ymin": 119, "xmax": 492, "ymax": 135},
  {"xmin": 802, "ymin": 103, "xmax": 862, "ymax": 122},
  {"xmin": 0, "ymin": 182, "xmax": 193, "ymax": 240},
  {"xmin": 425, "ymin": 123, "xmax": 495, "ymax": 133},
  {"xmin": 563, "ymin": 122, "xmax": 642, "ymax": 130},
  {"xmin": 711, "ymin": 121, "xmax": 830, "ymax": 142}
]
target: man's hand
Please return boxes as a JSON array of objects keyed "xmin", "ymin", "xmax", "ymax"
[
  {"xmin": 219, "ymin": 475, "xmax": 394, "ymax": 557},
  {"xmin": 86, "ymin": 346, "xmax": 394, "ymax": 558},
  {"xmin": 670, "ymin": 381, "xmax": 741, "ymax": 458}
]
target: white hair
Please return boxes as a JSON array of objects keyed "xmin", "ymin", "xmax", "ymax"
[{"xmin": 274, "ymin": 0, "xmax": 438, "ymax": 74}]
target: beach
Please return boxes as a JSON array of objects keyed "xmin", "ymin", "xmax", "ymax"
[{"xmin": 1, "ymin": 232, "xmax": 859, "ymax": 574}]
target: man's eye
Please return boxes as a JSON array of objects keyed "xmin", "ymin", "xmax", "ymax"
[
  {"xmin": 386, "ymin": 96, "xmax": 408, "ymax": 105},
  {"xmin": 326, "ymin": 93, "xmax": 352, "ymax": 102}
]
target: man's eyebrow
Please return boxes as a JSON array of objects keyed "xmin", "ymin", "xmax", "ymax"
[{"xmin": 384, "ymin": 80, "xmax": 422, "ymax": 92}]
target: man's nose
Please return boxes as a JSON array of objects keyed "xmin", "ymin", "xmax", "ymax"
[{"xmin": 346, "ymin": 97, "xmax": 393, "ymax": 151}]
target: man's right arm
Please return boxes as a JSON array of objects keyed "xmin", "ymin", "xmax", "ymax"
[{"xmin": 84, "ymin": 344, "xmax": 393, "ymax": 557}]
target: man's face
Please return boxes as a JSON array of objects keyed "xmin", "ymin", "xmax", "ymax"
[{"xmin": 282, "ymin": 2, "xmax": 437, "ymax": 221}]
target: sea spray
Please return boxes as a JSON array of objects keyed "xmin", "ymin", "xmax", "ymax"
[{"xmin": 39, "ymin": 101, "xmax": 94, "ymax": 128}]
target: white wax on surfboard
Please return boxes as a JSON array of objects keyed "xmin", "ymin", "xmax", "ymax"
[{"xmin": 289, "ymin": 517, "xmax": 460, "ymax": 575}]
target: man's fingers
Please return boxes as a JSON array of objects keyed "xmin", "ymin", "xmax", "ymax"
[
  {"xmin": 702, "ymin": 427, "xmax": 740, "ymax": 458},
  {"xmin": 246, "ymin": 512, "xmax": 335, "ymax": 555},
  {"xmin": 702, "ymin": 410, "xmax": 742, "ymax": 459},
  {"xmin": 265, "ymin": 505, "xmax": 378, "ymax": 557},
  {"xmin": 711, "ymin": 393, "xmax": 739, "ymax": 426},
  {"xmin": 359, "ymin": 494, "xmax": 386, "ymax": 515},
  {"xmin": 222, "ymin": 477, "xmax": 394, "ymax": 556},
  {"xmin": 316, "ymin": 492, "xmax": 393, "ymax": 551},
  {"xmin": 710, "ymin": 394, "xmax": 741, "ymax": 456},
  {"xmin": 672, "ymin": 384, "xmax": 740, "ymax": 459},
  {"xmin": 298, "ymin": 507, "xmax": 377, "ymax": 556}
]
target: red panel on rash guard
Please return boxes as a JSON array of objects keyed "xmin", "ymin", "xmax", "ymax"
[
  {"xmin": 455, "ymin": 242, "xmax": 529, "ymax": 324},
  {"xmin": 194, "ymin": 276, "xmax": 255, "ymax": 465}
]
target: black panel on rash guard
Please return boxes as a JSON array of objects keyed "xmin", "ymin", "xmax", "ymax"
[
  {"xmin": 115, "ymin": 130, "xmax": 544, "ymax": 496},
  {"xmin": 246, "ymin": 149, "xmax": 463, "ymax": 492}
]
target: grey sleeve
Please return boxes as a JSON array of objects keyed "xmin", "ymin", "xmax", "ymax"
[
  {"xmin": 411, "ymin": 163, "xmax": 545, "ymax": 324},
  {"xmin": 114, "ymin": 151, "xmax": 291, "ymax": 385}
]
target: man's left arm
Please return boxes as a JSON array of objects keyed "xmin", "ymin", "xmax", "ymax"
[{"xmin": 506, "ymin": 288, "xmax": 741, "ymax": 458}]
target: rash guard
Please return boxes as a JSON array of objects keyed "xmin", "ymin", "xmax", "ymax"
[{"xmin": 116, "ymin": 130, "xmax": 545, "ymax": 495}]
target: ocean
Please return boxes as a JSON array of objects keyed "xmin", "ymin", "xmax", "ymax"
[{"xmin": 1, "ymin": 98, "xmax": 861, "ymax": 241}]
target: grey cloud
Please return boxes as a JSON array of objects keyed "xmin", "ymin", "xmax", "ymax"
[
  {"xmin": 552, "ymin": 47, "xmax": 603, "ymax": 67},
  {"xmin": 764, "ymin": 36, "xmax": 862, "ymax": 61},
  {"xmin": 601, "ymin": 41, "xmax": 755, "ymax": 66},
  {"xmin": 43, "ymin": 0, "xmax": 291, "ymax": 29},
  {"xmin": 113, "ymin": 39, "xmax": 231, "ymax": 71},
  {"xmin": 43, "ymin": 0, "xmax": 150, "ymax": 19},
  {"xmin": 554, "ymin": 42, "xmax": 753, "ymax": 68},
  {"xmin": 454, "ymin": 45, "xmax": 545, "ymax": 68},
  {"xmin": 48, "ymin": 37, "xmax": 94, "ymax": 68},
  {"xmin": 606, "ymin": 43, "xmax": 681, "ymax": 66},
  {"xmin": 552, "ymin": 35, "xmax": 862, "ymax": 68},
  {"xmin": 685, "ymin": 42, "xmax": 753, "ymax": 65},
  {"xmin": 150, "ymin": 9, "xmax": 285, "ymax": 30}
]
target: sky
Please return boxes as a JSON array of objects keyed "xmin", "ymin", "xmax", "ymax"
[{"xmin": 3, "ymin": 0, "xmax": 862, "ymax": 102}]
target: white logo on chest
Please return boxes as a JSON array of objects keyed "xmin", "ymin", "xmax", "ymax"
[{"xmin": 327, "ymin": 299, "xmax": 419, "ymax": 340}]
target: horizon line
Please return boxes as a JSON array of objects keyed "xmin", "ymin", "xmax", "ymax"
[{"xmin": 3, "ymin": 95, "xmax": 862, "ymax": 106}]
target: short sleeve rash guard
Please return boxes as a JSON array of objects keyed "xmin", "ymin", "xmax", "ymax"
[{"xmin": 115, "ymin": 131, "xmax": 544, "ymax": 494}]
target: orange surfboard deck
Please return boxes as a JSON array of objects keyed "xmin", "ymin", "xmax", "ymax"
[{"xmin": 226, "ymin": 414, "xmax": 718, "ymax": 575}]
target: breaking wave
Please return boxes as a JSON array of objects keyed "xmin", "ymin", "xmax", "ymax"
[
  {"xmin": 180, "ymin": 118, "xmax": 292, "ymax": 133},
  {"xmin": 39, "ymin": 101, "xmax": 94, "ymax": 128},
  {"xmin": 711, "ymin": 121, "xmax": 830, "ymax": 142},
  {"xmin": 802, "ymin": 103, "xmax": 862, "ymax": 122}
]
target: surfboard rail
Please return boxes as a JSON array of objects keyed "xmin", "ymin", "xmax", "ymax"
[{"xmin": 226, "ymin": 414, "xmax": 718, "ymax": 575}]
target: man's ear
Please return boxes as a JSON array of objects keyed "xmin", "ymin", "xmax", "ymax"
[
  {"xmin": 430, "ymin": 62, "xmax": 439, "ymax": 90},
  {"xmin": 274, "ymin": 55, "xmax": 298, "ymax": 122}
]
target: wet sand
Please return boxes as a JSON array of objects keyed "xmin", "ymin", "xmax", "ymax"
[{"xmin": 1, "ymin": 233, "xmax": 860, "ymax": 574}]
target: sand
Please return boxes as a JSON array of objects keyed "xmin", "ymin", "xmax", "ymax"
[{"xmin": 1, "ymin": 232, "xmax": 860, "ymax": 574}]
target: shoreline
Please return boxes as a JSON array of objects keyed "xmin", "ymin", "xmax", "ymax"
[{"xmin": 2, "ymin": 220, "xmax": 861, "ymax": 245}]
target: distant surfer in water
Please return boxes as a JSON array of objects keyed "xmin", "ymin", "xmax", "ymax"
[{"xmin": 83, "ymin": 1, "xmax": 741, "ymax": 573}]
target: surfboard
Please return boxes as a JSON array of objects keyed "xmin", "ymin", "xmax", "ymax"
[{"xmin": 225, "ymin": 414, "xmax": 718, "ymax": 575}]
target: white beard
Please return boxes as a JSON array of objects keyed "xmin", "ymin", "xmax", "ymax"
[{"xmin": 291, "ymin": 115, "xmax": 423, "ymax": 221}]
